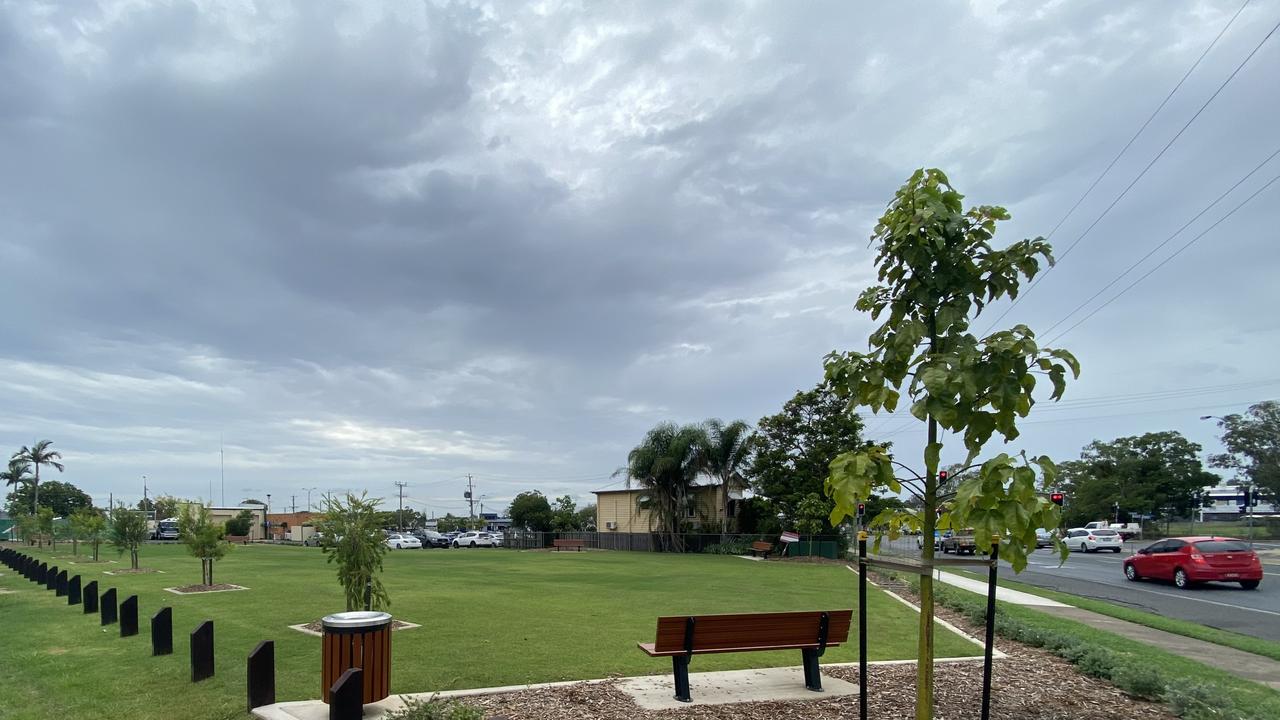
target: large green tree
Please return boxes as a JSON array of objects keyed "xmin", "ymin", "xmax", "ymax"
[
  {"xmin": 6, "ymin": 479, "xmax": 92, "ymax": 518},
  {"xmin": 747, "ymin": 382, "xmax": 873, "ymax": 525},
  {"xmin": 508, "ymin": 491, "xmax": 554, "ymax": 532},
  {"xmin": 550, "ymin": 495, "xmax": 582, "ymax": 531},
  {"xmin": 823, "ymin": 169, "xmax": 1078, "ymax": 720},
  {"xmin": 11, "ymin": 440, "xmax": 63, "ymax": 514},
  {"xmin": 699, "ymin": 418, "xmax": 753, "ymax": 534},
  {"xmin": 1060, "ymin": 432, "xmax": 1218, "ymax": 527},
  {"xmin": 2, "ymin": 459, "xmax": 33, "ymax": 504},
  {"xmin": 1210, "ymin": 401, "xmax": 1280, "ymax": 501},
  {"xmin": 618, "ymin": 422, "xmax": 707, "ymax": 552}
]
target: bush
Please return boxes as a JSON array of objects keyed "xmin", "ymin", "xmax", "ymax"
[
  {"xmin": 702, "ymin": 539, "xmax": 755, "ymax": 555},
  {"xmin": 1163, "ymin": 682, "xmax": 1239, "ymax": 720},
  {"xmin": 1111, "ymin": 665, "xmax": 1165, "ymax": 700},
  {"xmin": 225, "ymin": 510, "xmax": 254, "ymax": 536},
  {"xmin": 384, "ymin": 696, "xmax": 483, "ymax": 720},
  {"xmin": 1072, "ymin": 646, "xmax": 1116, "ymax": 679}
]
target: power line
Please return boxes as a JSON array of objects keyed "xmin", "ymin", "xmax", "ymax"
[
  {"xmin": 1044, "ymin": 171, "xmax": 1280, "ymax": 344},
  {"xmin": 1039, "ymin": 146, "xmax": 1280, "ymax": 338},
  {"xmin": 981, "ymin": 6, "xmax": 1277, "ymax": 334}
]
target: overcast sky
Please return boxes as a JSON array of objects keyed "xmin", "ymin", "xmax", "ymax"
[{"xmin": 2, "ymin": 0, "xmax": 1277, "ymax": 517}]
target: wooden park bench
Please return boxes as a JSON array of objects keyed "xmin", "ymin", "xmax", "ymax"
[
  {"xmin": 748, "ymin": 541, "xmax": 773, "ymax": 559},
  {"xmin": 552, "ymin": 538, "xmax": 585, "ymax": 552},
  {"xmin": 638, "ymin": 609, "xmax": 852, "ymax": 702},
  {"xmin": 224, "ymin": 535, "xmax": 250, "ymax": 545}
]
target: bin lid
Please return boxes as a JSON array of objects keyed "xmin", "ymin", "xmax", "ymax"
[{"xmin": 321, "ymin": 611, "xmax": 392, "ymax": 629}]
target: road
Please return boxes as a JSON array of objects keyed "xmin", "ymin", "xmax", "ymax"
[{"xmin": 1001, "ymin": 542, "xmax": 1280, "ymax": 641}]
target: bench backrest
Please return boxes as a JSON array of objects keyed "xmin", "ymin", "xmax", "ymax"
[
  {"xmin": 652, "ymin": 610, "xmax": 852, "ymax": 653},
  {"xmin": 751, "ymin": 541, "xmax": 772, "ymax": 551}
]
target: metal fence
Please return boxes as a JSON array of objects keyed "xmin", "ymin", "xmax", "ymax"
[{"xmin": 499, "ymin": 531, "xmax": 847, "ymax": 555}]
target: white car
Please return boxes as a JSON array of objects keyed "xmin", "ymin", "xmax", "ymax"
[
  {"xmin": 1064, "ymin": 527, "xmax": 1123, "ymax": 553},
  {"xmin": 452, "ymin": 531, "xmax": 494, "ymax": 548},
  {"xmin": 488, "ymin": 532, "xmax": 503, "ymax": 547},
  {"xmin": 386, "ymin": 533, "xmax": 422, "ymax": 549}
]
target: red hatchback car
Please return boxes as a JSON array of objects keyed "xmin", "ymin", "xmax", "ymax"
[{"xmin": 1123, "ymin": 537, "xmax": 1263, "ymax": 590}]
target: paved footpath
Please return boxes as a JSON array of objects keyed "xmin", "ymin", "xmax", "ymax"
[{"xmin": 935, "ymin": 570, "xmax": 1280, "ymax": 690}]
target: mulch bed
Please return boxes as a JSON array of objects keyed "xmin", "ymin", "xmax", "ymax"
[
  {"xmin": 104, "ymin": 568, "xmax": 159, "ymax": 575},
  {"xmin": 167, "ymin": 583, "xmax": 245, "ymax": 594}
]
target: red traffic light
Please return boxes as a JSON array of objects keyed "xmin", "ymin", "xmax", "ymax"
[
  {"xmin": 938, "ymin": 470, "xmax": 948, "ymax": 481},
  {"xmin": 1050, "ymin": 492, "xmax": 1065, "ymax": 506},
  {"xmin": 856, "ymin": 502, "xmax": 866, "ymax": 515}
]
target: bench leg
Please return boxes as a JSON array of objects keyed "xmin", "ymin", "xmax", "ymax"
[
  {"xmin": 802, "ymin": 648, "xmax": 822, "ymax": 692},
  {"xmin": 672, "ymin": 655, "xmax": 692, "ymax": 702}
]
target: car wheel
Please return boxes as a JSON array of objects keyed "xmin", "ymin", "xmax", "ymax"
[
  {"xmin": 1112, "ymin": 548, "xmax": 1122, "ymax": 553},
  {"xmin": 1079, "ymin": 542, "xmax": 1088, "ymax": 553},
  {"xmin": 1174, "ymin": 568, "xmax": 1190, "ymax": 589},
  {"xmin": 1240, "ymin": 580, "xmax": 1260, "ymax": 590},
  {"xmin": 470, "ymin": 541, "xmax": 477, "ymax": 548},
  {"xmin": 452, "ymin": 542, "xmax": 459, "ymax": 548},
  {"xmin": 1124, "ymin": 564, "xmax": 1139, "ymax": 581}
]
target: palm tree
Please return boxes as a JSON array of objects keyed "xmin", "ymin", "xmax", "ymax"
[
  {"xmin": 12, "ymin": 440, "xmax": 64, "ymax": 514},
  {"xmin": 2, "ymin": 458, "xmax": 33, "ymax": 499},
  {"xmin": 617, "ymin": 422, "xmax": 707, "ymax": 552},
  {"xmin": 700, "ymin": 419, "xmax": 753, "ymax": 535}
]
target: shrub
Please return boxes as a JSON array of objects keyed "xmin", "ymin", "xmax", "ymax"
[
  {"xmin": 702, "ymin": 539, "xmax": 754, "ymax": 555},
  {"xmin": 384, "ymin": 696, "xmax": 483, "ymax": 720},
  {"xmin": 1072, "ymin": 646, "xmax": 1116, "ymax": 679},
  {"xmin": 1111, "ymin": 665, "xmax": 1165, "ymax": 700},
  {"xmin": 1163, "ymin": 681, "xmax": 1239, "ymax": 720}
]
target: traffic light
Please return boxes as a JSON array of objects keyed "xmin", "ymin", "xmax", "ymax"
[
  {"xmin": 938, "ymin": 470, "xmax": 948, "ymax": 482},
  {"xmin": 856, "ymin": 502, "xmax": 866, "ymax": 517},
  {"xmin": 1050, "ymin": 492, "xmax": 1065, "ymax": 506}
]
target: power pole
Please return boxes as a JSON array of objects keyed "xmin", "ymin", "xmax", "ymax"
[
  {"xmin": 220, "ymin": 435, "xmax": 226, "ymax": 506},
  {"xmin": 291, "ymin": 495, "xmax": 297, "ymax": 514},
  {"xmin": 466, "ymin": 475, "xmax": 475, "ymax": 518},
  {"xmin": 395, "ymin": 481, "xmax": 408, "ymax": 530}
]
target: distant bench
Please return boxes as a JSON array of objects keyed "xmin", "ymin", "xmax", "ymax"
[
  {"xmin": 552, "ymin": 539, "xmax": 585, "ymax": 552},
  {"xmin": 748, "ymin": 541, "xmax": 773, "ymax": 559},
  {"xmin": 638, "ymin": 609, "xmax": 852, "ymax": 702},
  {"xmin": 224, "ymin": 535, "xmax": 250, "ymax": 545}
]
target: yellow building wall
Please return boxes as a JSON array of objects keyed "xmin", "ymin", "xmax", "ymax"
[{"xmin": 596, "ymin": 486, "xmax": 726, "ymax": 533}]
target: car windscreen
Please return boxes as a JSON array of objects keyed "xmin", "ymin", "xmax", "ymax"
[
  {"xmin": 1194, "ymin": 540, "xmax": 1249, "ymax": 553},
  {"xmin": 1092, "ymin": 529, "xmax": 1118, "ymax": 536}
]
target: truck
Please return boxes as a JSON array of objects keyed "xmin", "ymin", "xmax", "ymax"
[
  {"xmin": 153, "ymin": 518, "xmax": 180, "ymax": 541},
  {"xmin": 941, "ymin": 529, "xmax": 978, "ymax": 555},
  {"xmin": 1083, "ymin": 520, "xmax": 1140, "ymax": 540}
]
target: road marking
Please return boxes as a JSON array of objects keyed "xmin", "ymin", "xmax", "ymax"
[{"xmin": 1119, "ymin": 584, "xmax": 1280, "ymax": 617}]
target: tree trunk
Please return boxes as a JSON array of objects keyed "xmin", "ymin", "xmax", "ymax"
[
  {"xmin": 917, "ymin": 318, "xmax": 940, "ymax": 720},
  {"xmin": 93, "ymin": 542, "xmax": 99, "ymax": 562},
  {"xmin": 131, "ymin": 549, "xmax": 139, "ymax": 570},
  {"xmin": 208, "ymin": 559, "xmax": 214, "ymax": 586},
  {"xmin": 32, "ymin": 464, "xmax": 40, "ymax": 515}
]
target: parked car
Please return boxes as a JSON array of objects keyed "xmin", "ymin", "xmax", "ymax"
[
  {"xmin": 1083, "ymin": 520, "xmax": 1141, "ymax": 540},
  {"xmin": 1124, "ymin": 537, "xmax": 1262, "ymax": 590},
  {"xmin": 452, "ymin": 531, "xmax": 494, "ymax": 548},
  {"xmin": 386, "ymin": 533, "xmax": 422, "ymax": 550},
  {"xmin": 487, "ymin": 532, "xmax": 504, "ymax": 547},
  {"xmin": 1065, "ymin": 527, "xmax": 1123, "ymax": 553},
  {"xmin": 941, "ymin": 530, "xmax": 977, "ymax": 555},
  {"xmin": 414, "ymin": 530, "xmax": 450, "ymax": 548},
  {"xmin": 1035, "ymin": 528, "xmax": 1054, "ymax": 548}
]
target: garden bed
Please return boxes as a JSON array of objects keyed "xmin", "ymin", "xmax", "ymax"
[
  {"xmin": 164, "ymin": 583, "xmax": 248, "ymax": 594},
  {"xmin": 104, "ymin": 568, "xmax": 161, "ymax": 575}
]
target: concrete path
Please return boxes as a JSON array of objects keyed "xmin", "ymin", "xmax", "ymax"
[
  {"xmin": 935, "ymin": 570, "xmax": 1280, "ymax": 690},
  {"xmin": 618, "ymin": 666, "xmax": 857, "ymax": 710}
]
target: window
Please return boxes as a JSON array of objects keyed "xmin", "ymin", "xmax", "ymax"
[
  {"xmin": 1161, "ymin": 540, "xmax": 1187, "ymax": 553},
  {"xmin": 1092, "ymin": 529, "xmax": 1118, "ymax": 536},
  {"xmin": 727, "ymin": 500, "xmax": 738, "ymax": 518},
  {"xmin": 1194, "ymin": 540, "xmax": 1248, "ymax": 553}
]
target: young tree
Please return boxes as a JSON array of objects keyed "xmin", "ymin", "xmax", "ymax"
[
  {"xmin": 507, "ymin": 491, "xmax": 553, "ymax": 532},
  {"xmin": 823, "ymin": 169, "xmax": 1078, "ymax": 720},
  {"xmin": 317, "ymin": 493, "xmax": 390, "ymax": 611},
  {"xmin": 108, "ymin": 504, "xmax": 149, "ymax": 570},
  {"xmin": 699, "ymin": 419, "xmax": 753, "ymax": 534},
  {"xmin": 1211, "ymin": 401, "xmax": 1280, "ymax": 501},
  {"xmin": 36, "ymin": 506, "xmax": 54, "ymax": 549},
  {"xmin": 80, "ymin": 509, "xmax": 108, "ymax": 561},
  {"xmin": 11, "ymin": 440, "xmax": 64, "ymax": 515},
  {"xmin": 179, "ymin": 503, "xmax": 231, "ymax": 585},
  {"xmin": 618, "ymin": 422, "xmax": 707, "ymax": 552},
  {"xmin": 69, "ymin": 506, "xmax": 95, "ymax": 556}
]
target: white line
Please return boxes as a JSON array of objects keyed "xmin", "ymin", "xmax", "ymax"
[{"xmin": 1120, "ymin": 584, "xmax": 1280, "ymax": 616}]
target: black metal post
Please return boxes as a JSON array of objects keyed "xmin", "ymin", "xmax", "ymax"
[
  {"xmin": 100, "ymin": 587, "xmax": 118, "ymax": 625},
  {"xmin": 247, "ymin": 640, "xmax": 276, "ymax": 711},
  {"xmin": 45, "ymin": 565, "xmax": 58, "ymax": 590},
  {"xmin": 671, "ymin": 656, "xmax": 691, "ymax": 703},
  {"xmin": 68, "ymin": 575, "xmax": 81, "ymax": 605},
  {"xmin": 83, "ymin": 580, "xmax": 98, "ymax": 614},
  {"xmin": 191, "ymin": 620, "xmax": 215, "ymax": 682},
  {"xmin": 363, "ymin": 580, "xmax": 372, "ymax": 612},
  {"xmin": 981, "ymin": 537, "xmax": 1000, "ymax": 720},
  {"xmin": 329, "ymin": 667, "xmax": 363, "ymax": 720},
  {"xmin": 120, "ymin": 595, "xmax": 139, "ymax": 637},
  {"xmin": 858, "ymin": 530, "xmax": 868, "ymax": 720},
  {"xmin": 152, "ymin": 607, "xmax": 174, "ymax": 655}
]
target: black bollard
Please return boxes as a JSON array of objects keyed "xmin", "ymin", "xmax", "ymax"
[
  {"xmin": 328, "ymin": 667, "xmax": 363, "ymax": 720},
  {"xmin": 83, "ymin": 580, "xmax": 99, "ymax": 614},
  {"xmin": 68, "ymin": 575, "xmax": 82, "ymax": 605},
  {"xmin": 55, "ymin": 570, "xmax": 68, "ymax": 597},
  {"xmin": 45, "ymin": 565, "xmax": 58, "ymax": 590},
  {"xmin": 152, "ymin": 607, "xmax": 173, "ymax": 656},
  {"xmin": 101, "ymin": 587, "xmax": 118, "ymax": 626},
  {"xmin": 246, "ymin": 640, "xmax": 276, "ymax": 711},
  {"xmin": 120, "ymin": 595, "xmax": 139, "ymax": 637},
  {"xmin": 191, "ymin": 620, "xmax": 214, "ymax": 682},
  {"xmin": 36, "ymin": 562, "xmax": 47, "ymax": 584}
]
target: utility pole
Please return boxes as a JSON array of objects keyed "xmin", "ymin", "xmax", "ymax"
[
  {"xmin": 395, "ymin": 481, "xmax": 408, "ymax": 530},
  {"xmin": 291, "ymin": 495, "xmax": 297, "ymax": 514},
  {"xmin": 466, "ymin": 475, "xmax": 475, "ymax": 518},
  {"xmin": 220, "ymin": 435, "xmax": 226, "ymax": 506}
]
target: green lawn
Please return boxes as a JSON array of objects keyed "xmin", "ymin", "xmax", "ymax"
[{"xmin": 0, "ymin": 544, "xmax": 977, "ymax": 720}]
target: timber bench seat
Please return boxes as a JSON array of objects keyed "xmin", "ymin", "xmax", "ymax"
[
  {"xmin": 223, "ymin": 535, "xmax": 249, "ymax": 544},
  {"xmin": 638, "ymin": 609, "xmax": 852, "ymax": 702},
  {"xmin": 748, "ymin": 541, "xmax": 773, "ymax": 558},
  {"xmin": 552, "ymin": 538, "xmax": 585, "ymax": 551}
]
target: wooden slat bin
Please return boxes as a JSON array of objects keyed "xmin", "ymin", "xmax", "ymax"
[{"xmin": 321, "ymin": 611, "xmax": 392, "ymax": 705}]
